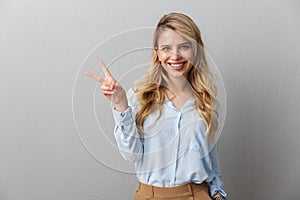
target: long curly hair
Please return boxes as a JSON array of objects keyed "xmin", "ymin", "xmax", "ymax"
[{"xmin": 134, "ymin": 13, "xmax": 219, "ymax": 142}]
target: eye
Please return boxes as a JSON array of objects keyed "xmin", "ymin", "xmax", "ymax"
[
  {"xmin": 161, "ymin": 46, "xmax": 171, "ymax": 51},
  {"xmin": 179, "ymin": 44, "xmax": 191, "ymax": 50}
]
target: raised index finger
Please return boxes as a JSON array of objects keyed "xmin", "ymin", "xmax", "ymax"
[{"xmin": 98, "ymin": 60, "xmax": 112, "ymax": 77}]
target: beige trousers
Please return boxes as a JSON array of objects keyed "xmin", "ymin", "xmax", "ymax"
[{"xmin": 134, "ymin": 182, "xmax": 212, "ymax": 200}]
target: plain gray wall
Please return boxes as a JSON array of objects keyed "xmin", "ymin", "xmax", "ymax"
[{"xmin": 1, "ymin": 0, "xmax": 300, "ymax": 199}]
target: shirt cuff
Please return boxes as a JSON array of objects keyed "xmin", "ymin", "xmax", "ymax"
[
  {"xmin": 208, "ymin": 176, "xmax": 227, "ymax": 198},
  {"xmin": 112, "ymin": 106, "xmax": 134, "ymax": 127}
]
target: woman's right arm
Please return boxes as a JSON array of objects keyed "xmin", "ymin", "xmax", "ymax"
[
  {"xmin": 112, "ymin": 104, "xmax": 143, "ymax": 162},
  {"xmin": 85, "ymin": 60, "xmax": 143, "ymax": 162}
]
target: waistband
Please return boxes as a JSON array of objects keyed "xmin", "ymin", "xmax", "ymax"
[{"xmin": 137, "ymin": 181, "xmax": 208, "ymax": 198}]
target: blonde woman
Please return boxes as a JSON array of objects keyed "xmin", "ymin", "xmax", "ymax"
[{"xmin": 86, "ymin": 13, "xmax": 227, "ymax": 200}]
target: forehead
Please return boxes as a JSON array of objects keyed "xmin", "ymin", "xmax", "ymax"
[{"xmin": 157, "ymin": 29, "xmax": 190, "ymax": 45}]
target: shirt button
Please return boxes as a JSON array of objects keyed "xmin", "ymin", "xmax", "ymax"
[
  {"xmin": 121, "ymin": 125, "xmax": 125, "ymax": 132},
  {"xmin": 120, "ymin": 113, "xmax": 125, "ymax": 117}
]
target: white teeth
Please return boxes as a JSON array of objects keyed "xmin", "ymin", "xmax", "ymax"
[{"xmin": 170, "ymin": 63, "xmax": 184, "ymax": 67}]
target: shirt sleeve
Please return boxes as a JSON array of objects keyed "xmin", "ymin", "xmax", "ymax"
[
  {"xmin": 207, "ymin": 144, "xmax": 227, "ymax": 198},
  {"xmin": 112, "ymin": 89, "xmax": 143, "ymax": 162}
]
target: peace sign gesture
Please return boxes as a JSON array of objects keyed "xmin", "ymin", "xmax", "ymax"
[{"xmin": 85, "ymin": 60, "xmax": 128, "ymax": 112}]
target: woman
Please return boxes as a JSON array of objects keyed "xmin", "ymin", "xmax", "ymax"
[{"xmin": 86, "ymin": 13, "xmax": 227, "ymax": 200}]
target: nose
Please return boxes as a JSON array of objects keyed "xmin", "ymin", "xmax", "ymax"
[{"xmin": 170, "ymin": 48, "xmax": 182, "ymax": 59}]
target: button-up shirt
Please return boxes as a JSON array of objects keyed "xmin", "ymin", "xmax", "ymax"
[{"xmin": 112, "ymin": 89, "xmax": 227, "ymax": 197}]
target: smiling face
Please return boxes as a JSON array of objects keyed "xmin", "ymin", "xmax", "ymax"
[{"xmin": 156, "ymin": 28, "xmax": 194, "ymax": 79}]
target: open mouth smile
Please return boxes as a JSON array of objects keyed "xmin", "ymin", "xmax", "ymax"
[{"xmin": 167, "ymin": 61, "xmax": 187, "ymax": 70}]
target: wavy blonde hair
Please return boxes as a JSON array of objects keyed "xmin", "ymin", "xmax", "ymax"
[{"xmin": 134, "ymin": 13, "xmax": 219, "ymax": 142}]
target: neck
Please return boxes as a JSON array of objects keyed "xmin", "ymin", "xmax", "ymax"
[{"xmin": 165, "ymin": 76, "xmax": 192, "ymax": 94}]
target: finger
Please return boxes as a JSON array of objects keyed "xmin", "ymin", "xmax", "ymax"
[
  {"xmin": 101, "ymin": 84, "xmax": 114, "ymax": 91},
  {"xmin": 109, "ymin": 81, "xmax": 116, "ymax": 90},
  {"xmin": 85, "ymin": 71, "xmax": 105, "ymax": 83},
  {"xmin": 102, "ymin": 90, "xmax": 114, "ymax": 95},
  {"xmin": 98, "ymin": 60, "xmax": 112, "ymax": 77}
]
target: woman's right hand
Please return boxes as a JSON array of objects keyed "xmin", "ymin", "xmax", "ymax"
[{"xmin": 85, "ymin": 60, "xmax": 128, "ymax": 112}]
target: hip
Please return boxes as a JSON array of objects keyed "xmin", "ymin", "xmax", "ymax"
[{"xmin": 134, "ymin": 181, "xmax": 212, "ymax": 200}]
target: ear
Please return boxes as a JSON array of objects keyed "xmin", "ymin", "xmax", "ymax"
[{"xmin": 154, "ymin": 47, "xmax": 161, "ymax": 61}]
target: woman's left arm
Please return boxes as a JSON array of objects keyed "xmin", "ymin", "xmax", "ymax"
[{"xmin": 208, "ymin": 144, "xmax": 227, "ymax": 199}]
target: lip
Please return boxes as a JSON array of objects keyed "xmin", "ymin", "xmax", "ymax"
[
  {"xmin": 167, "ymin": 61, "xmax": 187, "ymax": 70},
  {"xmin": 167, "ymin": 61, "xmax": 186, "ymax": 64}
]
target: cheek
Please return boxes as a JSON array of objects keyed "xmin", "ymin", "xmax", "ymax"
[
  {"xmin": 184, "ymin": 51, "xmax": 195, "ymax": 62},
  {"xmin": 157, "ymin": 53, "xmax": 168, "ymax": 62}
]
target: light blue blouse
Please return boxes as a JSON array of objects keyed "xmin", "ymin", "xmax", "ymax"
[{"xmin": 112, "ymin": 89, "xmax": 227, "ymax": 198}]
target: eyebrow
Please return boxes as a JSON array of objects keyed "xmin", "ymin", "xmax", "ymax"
[{"xmin": 159, "ymin": 42, "xmax": 191, "ymax": 47}]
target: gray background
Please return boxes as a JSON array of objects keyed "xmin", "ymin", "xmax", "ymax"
[{"xmin": 1, "ymin": 0, "xmax": 300, "ymax": 199}]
